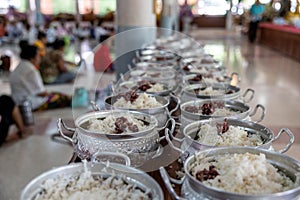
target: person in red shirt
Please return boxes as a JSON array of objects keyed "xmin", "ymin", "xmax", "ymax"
[
  {"xmin": 0, "ymin": 19, "xmax": 6, "ymax": 44},
  {"xmin": 93, "ymin": 42, "xmax": 114, "ymax": 72}
]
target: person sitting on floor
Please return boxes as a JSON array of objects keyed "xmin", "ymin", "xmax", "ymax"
[
  {"xmin": 9, "ymin": 43, "xmax": 71, "ymax": 111},
  {"xmin": 0, "ymin": 54, "xmax": 11, "ymax": 71},
  {"xmin": 33, "ymin": 31, "xmax": 47, "ymax": 59},
  {"xmin": 0, "ymin": 95, "xmax": 26, "ymax": 146},
  {"xmin": 33, "ymin": 31, "xmax": 48, "ymax": 70},
  {"xmin": 39, "ymin": 39, "xmax": 76, "ymax": 84}
]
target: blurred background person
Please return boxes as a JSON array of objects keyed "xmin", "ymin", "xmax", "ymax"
[
  {"xmin": 6, "ymin": 20, "xmax": 19, "ymax": 42},
  {"xmin": 20, "ymin": 21, "xmax": 30, "ymax": 41},
  {"xmin": 95, "ymin": 19, "xmax": 113, "ymax": 43},
  {"xmin": 93, "ymin": 41, "xmax": 114, "ymax": 72},
  {"xmin": 33, "ymin": 31, "xmax": 47, "ymax": 59},
  {"xmin": 0, "ymin": 55, "xmax": 11, "ymax": 72},
  {"xmin": 0, "ymin": 19, "xmax": 6, "ymax": 45},
  {"xmin": 160, "ymin": 0, "xmax": 180, "ymax": 36},
  {"xmin": 9, "ymin": 43, "xmax": 71, "ymax": 111},
  {"xmin": 28, "ymin": 25, "xmax": 38, "ymax": 45},
  {"xmin": 46, "ymin": 24, "xmax": 57, "ymax": 47},
  {"xmin": 180, "ymin": 0, "xmax": 194, "ymax": 35},
  {"xmin": 248, "ymin": 0, "xmax": 265, "ymax": 43},
  {"xmin": 0, "ymin": 95, "xmax": 26, "ymax": 146},
  {"xmin": 39, "ymin": 39, "xmax": 76, "ymax": 84}
]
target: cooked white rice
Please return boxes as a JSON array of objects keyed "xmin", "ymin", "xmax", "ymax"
[
  {"xmin": 184, "ymin": 106, "xmax": 240, "ymax": 116},
  {"xmin": 146, "ymin": 83, "xmax": 164, "ymax": 92},
  {"xmin": 190, "ymin": 153, "xmax": 295, "ymax": 195},
  {"xmin": 197, "ymin": 87, "xmax": 224, "ymax": 96},
  {"xmin": 87, "ymin": 113, "xmax": 149, "ymax": 134},
  {"xmin": 189, "ymin": 67, "xmax": 211, "ymax": 74},
  {"xmin": 204, "ymin": 76, "xmax": 226, "ymax": 83},
  {"xmin": 31, "ymin": 164, "xmax": 151, "ymax": 200},
  {"xmin": 186, "ymin": 75, "xmax": 226, "ymax": 84},
  {"xmin": 196, "ymin": 123, "xmax": 263, "ymax": 147},
  {"xmin": 188, "ymin": 67, "xmax": 221, "ymax": 75},
  {"xmin": 113, "ymin": 93, "xmax": 163, "ymax": 109},
  {"xmin": 141, "ymin": 72, "xmax": 161, "ymax": 78},
  {"xmin": 211, "ymin": 108, "xmax": 241, "ymax": 117}
]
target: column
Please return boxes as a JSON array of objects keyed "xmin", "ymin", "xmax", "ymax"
[
  {"xmin": 114, "ymin": 0, "xmax": 156, "ymax": 79},
  {"xmin": 26, "ymin": 0, "xmax": 34, "ymax": 26},
  {"xmin": 226, "ymin": 0, "xmax": 233, "ymax": 30},
  {"xmin": 90, "ymin": 0, "xmax": 94, "ymax": 12},
  {"xmin": 34, "ymin": 0, "xmax": 44, "ymax": 26},
  {"xmin": 75, "ymin": 0, "xmax": 81, "ymax": 24}
]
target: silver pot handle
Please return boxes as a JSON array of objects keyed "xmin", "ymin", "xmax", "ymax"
[
  {"xmin": 168, "ymin": 125, "xmax": 184, "ymax": 143},
  {"xmin": 127, "ymin": 64, "xmax": 133, "ymax": 71},
  {"xmin": 120, "ymin": 73, "xmax": 125, "ymax": 81},
  {"xmin": 151, "ymin": 144, "xmax": 164, "ymax": 159},
  {"xmin": 132, "ymin": 57, "xmax": 137, "ymax": 64},
  {"xmin": 135, "ymin": 50, "xmax": 140, "ymax": 58},
  {"xmin": 91, "ymin": 151, "xmax": 131, "ymax": 166},
  {"xmin": 165, "ymin": 127, "xmax": 185, "ymax": 154},
  {"xmin": 242, "ymin": 88, "xmax": 255, "ymax": 103},
  {"xmin": 159, "ymin": 167, "xmax": 186, "ymax": 200},
  {"xmin": 273, "ymin": 128, "xmax": 294, "ymax": 153},
  {"xmin": 158, "ymin": 118, "xmax": 176, "ymax": 134},
  {"xmin": 111, "ymin": 83, "xmax": 116, "ymax": 95},
  {"xmin": 57, "ymin": 118, "xmax": 77, "ymax": 144},
  {"xmin": 249, "ymin": 104, "xmax": 266, "ymax": 123},
  {"xmin": 90, "ymin": 100, "xmax": 101, "ymax": 111},
  {"xmin": 169, "ymin": 93, "xmax": 181, "ymax": 118}
]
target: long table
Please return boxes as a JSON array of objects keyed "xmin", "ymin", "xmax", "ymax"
[{"xmin": 258, "ymin": 22, "xmax": 300, "ymax": 61}]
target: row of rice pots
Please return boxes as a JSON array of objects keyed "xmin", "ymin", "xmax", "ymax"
[
  {"xmin": 23, "ymin": 36, "xmax": 206, "ymax": 200},
  {"xmin": 56, "ymin": 44, "xmax": 187, "ymax": 168},
  {"xmin": 132, "ymin": 37, "xmax": 294, "ymax": 162},
  {"xmin": 136, "ymin": 36, "xmax": 249, "ymax": 105},
  {"xmin": 27, "ymin": 42, "xmax": 190, "ymax": 200},
  {"xmin": 141, "ymin": 36, "xmax": 299, "ymax": 199},
  {"xmin": 76, "ymin": 39, "xmax": 205, "ymax": 167}
]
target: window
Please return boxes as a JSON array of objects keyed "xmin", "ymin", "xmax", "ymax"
[
  {"xmin": 0, "ymin": 0, "xmax": 26, "ymax": 15},
  {"xmin": 40, "ymin": 0, "xmax": 115, "ymax": 15},
  {"xmin": 194, "ymin": 0, "xmax": 230, "ymax": 15}
]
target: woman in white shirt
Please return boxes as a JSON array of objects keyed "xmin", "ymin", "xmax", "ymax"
[{"xmin": 10, "ymin": 43, "xmax": 71, "ymax": 111}]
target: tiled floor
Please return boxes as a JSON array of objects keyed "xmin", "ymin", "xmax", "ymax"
[{"xmin": 1, "ymin": 28, "xmax": 300, "ymax": 200}]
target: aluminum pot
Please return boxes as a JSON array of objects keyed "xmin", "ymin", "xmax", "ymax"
[
  {"xmin": 124, "ymin": 67, "xmax": 177, "ymax": 80},
  {"xmin": 137, "ymin": 48, "xmax": 163, "ymax": 57},
  {"xmin": 113, "ymin": 80, "xmax": 177, "ymax": 97},
  {"xmin": 176, "ymin": 47, "xmax": 206, "ymax": 58},
  {"xmin": 21, "ymin": 159, "xmax": 163, "ymax": 200},
  {"xmin": 182, "ymin": 72, "xmax": 239, "ymax": 85},
  {"xmin": 133, "ymin": 60, "xmax": 179, "ymax": 71},
  {"xmin": 112, "ymin": 80, "xmax": 181, "ymax": 119},
  {"xmin": 105, "ymin": 94, "xmax": 171, "ymax": 129},
  {"xmin": 127, "ymin": 68, "xmax": 176, "ymax": 80},
  {"xmin": 142, "ymin": 37, "xmax": 199, "ymax": 53},
  {"xmin": 120, "ymin": 68, "xmax": 180, "ymax": 94},
  {"xmin": 137, "ymin": 48, "xmax": 180, "ymax": 59},
  {"xmin": 180, "ymin": 58, "xmax": 224, "ymax": 75},
  {"xmin": 165, "ymin": 118, "xmax": 294, "ymax": 160},
  {"xmin": 180, "ymin": 83, "xmax": 254, "ymax": 104},
  {"xmin": 133, "ymin": 50, "xmax": 180, "ymax": 68},
  {"xmin": 180, "ymin": 99, "xmax": 265, "ymax": 128},
  {"xmin": 58, "ymin": 110, "xmax": 169, "ymax": 167},
  {"xmin": 160, "ymin": 147, "xmax": 300, "ymax": 200}
]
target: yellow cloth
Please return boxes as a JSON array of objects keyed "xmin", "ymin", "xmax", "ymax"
[{"xmin": 33, "ymin": 40, "xmax": 46, "ymax": 57}]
